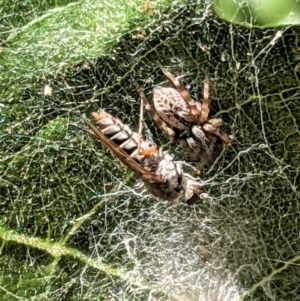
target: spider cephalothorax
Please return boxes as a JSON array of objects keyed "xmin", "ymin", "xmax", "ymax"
[{"xmin": 136, "ymin": 64, "xmax": 232, "ymax": 166}]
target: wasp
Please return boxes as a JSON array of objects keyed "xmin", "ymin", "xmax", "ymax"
[
  {"xmin": 82, "ymin": 110, "xmax": 204, "ymax": 204},
  {"xmin": 136, "ymin": 64, "xmax": 232, "ymax": 167}
]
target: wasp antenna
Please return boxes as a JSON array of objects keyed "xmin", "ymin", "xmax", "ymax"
[{"xmin": 69, "ymin": 121, "xmax": 96, "ymax": 137}]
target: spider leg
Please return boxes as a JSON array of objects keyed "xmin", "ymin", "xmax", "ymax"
[
  {"xmin": 158, "ymin": 63, "xmax": 200, "ymax": 119},
  {"xmin": 134, "ymin": 81, "xmax": 176, "ymax": 144},
  {"xmin": 174, "ymin": 160, "xmax": 200, "ymax": 175},
  {"xmin": 191, "ymin": 125, "xmax": 209, "ymax": 148},
  {"xmin": 219, "ymin": 131, "xmax": 232, "ymax": 146},
  {"xmin": 181, "ymin": 173, "xmax": 206, "ymax": 205},
  {"xmin": 199, "ymin": 77, "xmax": 210, "ymax": 124},
  {"xmin": 203, "ymin": 120, "xmax": 232, "ymax": 146}
]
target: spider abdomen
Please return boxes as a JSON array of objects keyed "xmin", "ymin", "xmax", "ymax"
[{"xmin": 153, "ymin": 86, "xmax": 195, "ymax": 130}]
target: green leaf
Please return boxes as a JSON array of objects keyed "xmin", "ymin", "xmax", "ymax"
[{"xmin": 213, "ymin": 0, "xmax": 300, "ymax": 28}]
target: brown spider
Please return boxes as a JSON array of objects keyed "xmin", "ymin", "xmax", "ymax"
[{"xmin": 135, "ymin": 64, "xmax": 232, "ymax": 166}]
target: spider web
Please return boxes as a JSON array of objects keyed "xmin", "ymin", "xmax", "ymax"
[{"xmin": 1, "ymin": 1, "xmax": 300, "ymax": 300}]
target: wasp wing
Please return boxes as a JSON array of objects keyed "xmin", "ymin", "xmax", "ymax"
[{"xmin": 82, "ymin": 114, "xmax": 163, "ymax": 183}]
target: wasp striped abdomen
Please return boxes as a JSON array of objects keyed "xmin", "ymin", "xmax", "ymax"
[{"xmin": 91, "ymin": 111, "xmax": 157, "ymax": 163}]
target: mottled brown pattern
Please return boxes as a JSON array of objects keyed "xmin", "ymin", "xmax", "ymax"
[{"xmin": 137, "ymin": 64, "xmax": 232, "ymax": 166}]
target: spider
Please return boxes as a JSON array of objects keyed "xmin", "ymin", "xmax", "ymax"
[{"xmin": 135, "ymin": 63, "xmax": 232, "ymax": 166}]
